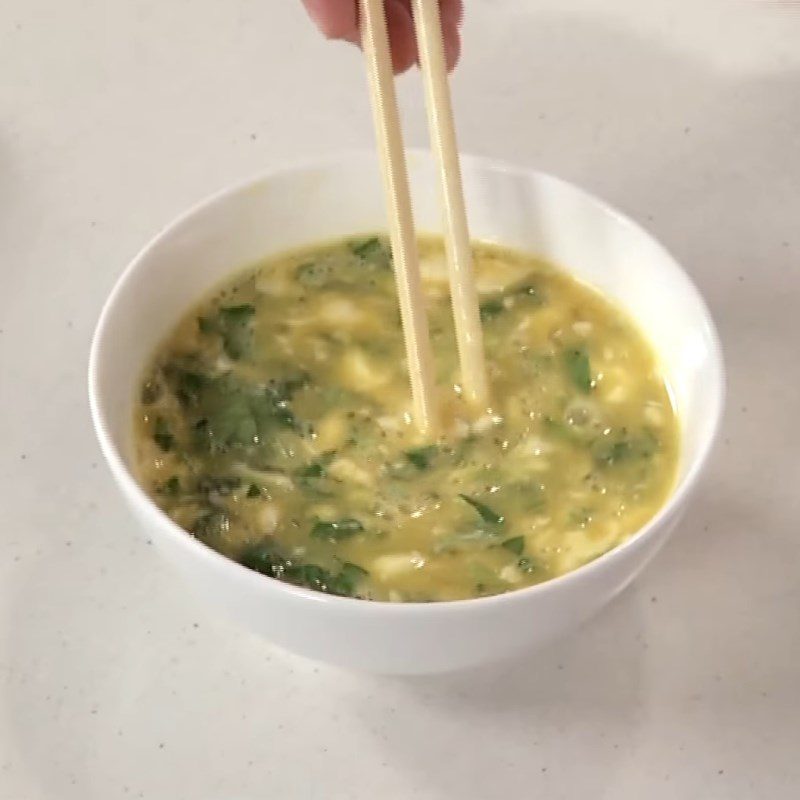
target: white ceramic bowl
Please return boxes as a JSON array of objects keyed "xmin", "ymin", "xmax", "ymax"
[{"xmin": 89, "ymin": 151, "xmax": 724, "ymax": 675}]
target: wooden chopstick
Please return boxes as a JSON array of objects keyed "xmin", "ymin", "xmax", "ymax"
[
  {"xmin": 411, "ymin": 0, "xmax": 489, "ymax": 410},
  {"xmin": 360, "ymin": 0, "xmax": 438, "ymax": 437}
]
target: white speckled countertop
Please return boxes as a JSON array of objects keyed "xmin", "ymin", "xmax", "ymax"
[{"xmin": 2, "ymin": 1, "xmax": 799, "ymax": 797}]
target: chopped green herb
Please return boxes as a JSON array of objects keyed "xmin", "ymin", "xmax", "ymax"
[
  {"xmin": 501, "ymin": 536, "xmax": 525, "ymax": 555},
  {"xmin": 479, "ymin": 298, "xmax": 504, "ymax": 321},
  {"xmin": 459, "ymin": 494, "xmax": 505, "ymax": 525},
  {"xmin": 263, "ymin": 376, "xmax": 308, "ymax": 431},
  {"xmin": 598, "ymin": 441, "xmax": 630, "ymax": 465},
  {"xmin": 219, "ymin": 304, "xmax": 256, "ymax": 322},
  {"xmin": 310, "ymin": 518, "xmax": 364, "ymax": 541},
  {"xmin": 350, "ymin": 237, "xmax": 381, "ymax": 259},
  {"xmin": 593, "ymin": 429, "xmax": 658, "ymax": 466},
  {"xmin": 284, "ymin": 560, "xmax": 367, "ymax": 597},
  {"xmin": 175, "ymin": 370, "xmax": 207, "ymax": 407},
  {"xmin": 239, "ymin": 542, "xmax": 286, "ymax": 575},
  {"xmin": 218, "ymin": 304, "xmax": 256, "ymax": 360},
  {"xmin": 153, "ymin": 417, "xmax": 174, "ymax": 452},
  {"xmin": 295, "ymin": 261, "xmax": 332, "ymax": 287},
  {"xmin": 162, "ymin": 362, "xmax": 209, "ymax": 408},
  {"xmin": 197, "ymin": 316, "xmax": 215, "ymax": 335},
  {"xmin": 352, "ymin": 237, "xmax": 378, "ymax": 256},
  {"xmin": 267, "ymin": 374, "xmax": 309, "ymax": 403},
  {"xmin": 331, "ymin": 562, "xmax": 369, "ymax": 596},
  {"xmin": 239, "ymin": 542, "xmax": 366, "ymax": 597},
  {"xmin": 349, "ymin": 236, "xmax": 392, "ymax": 270},
  {"xmin": 339, "ymin": 561, "xmax": 369, "ymax": 578},
  {"xmin": 192, "ymin": 383, "xmax": 258, "ymax": 451},
  {"xmin": 247, "ymin": 484, "xmax": 261, "ymax": 498},
  {"xmin": 405, "ymin": 445, "xmax": 438, "ymax": 470},
  {"xmin": 269, "ymin": 403, "xmax": 297, "ymax": 431},
  {"xmin": 298, "ymin": 462, "xmax": 324, "ymax": 478},
  {"xmin": 480, "ymin": 283, "xmax": 542, "ymax": 322},
  {"xmin": 219, "ymin": 308, "xmax": 255, "ymax": 357},
  {"xmin": 192, "ymin": 510, "xmax": 229, "ymax": 540},
  {"xmin": 182, "ymin": 371, "xmax": 305, "ymax": 454},
  {"xmin": 141, "ymin": 380, "xmax": 161, "ymax": 405},
  {"xmin": 285, "ymin": 563, "xmax": 331, "ymax": 592},
  {"xmin": 157, "ymin": 475, "xmax": 181, "ymax": 496},
  {"xmin": 296, "ymin": 451, "xmax": 335, "ymax": 479},
  {"xmin": 564, "ymin": 347, "xmax": 592, "ymax": 393}
]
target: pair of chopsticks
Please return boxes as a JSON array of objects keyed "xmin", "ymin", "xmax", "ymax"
[{"xmin": 360, "ymin": 0, "xmax": 488, "ymax": 438}]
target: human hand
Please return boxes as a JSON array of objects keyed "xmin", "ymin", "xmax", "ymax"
[{"xmin": 302, "ymin": 0, "xmax": 463, "ymax": 74}]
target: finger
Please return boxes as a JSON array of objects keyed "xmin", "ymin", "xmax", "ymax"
[
  {"xmin": 302, "ymin": 0, "xmax": 357, "ymax": 40},
  {"xmin": 436, "ymin": 0, "xmax": 462, "ymax": 71},
  {"xmin": 401, "ymin": 0, "xmax": 462, "ymax": 72},
  {"xmin": 307, "ymin": 0, "xmax": 438, "ymax": 76},
  {"xmin": 384, "ymin": 0, "xmax": 418, "ymax": 74},
  {"xmin": 343, "ymin": 0, "xmax": 416, "ymax": 73},
  {"xmin": 440, "ymin": 0, "xmax": 464, "ymax": 30},
  {"xmin": 441, "ymin": 21, "xmax": 461, "ymax": 72}
]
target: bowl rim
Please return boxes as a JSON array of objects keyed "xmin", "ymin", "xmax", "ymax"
[{"xmin": 88, "ymin": 148, "xmax": 726, "ymax": 614}]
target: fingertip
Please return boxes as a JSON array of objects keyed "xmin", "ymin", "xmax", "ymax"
[
  {"xmin": 442, "ymin": 20, "xmax": 461, "ymax": 71},
  {"xmin": 393, "ymin": 45, "xmax": 418, "ymax": 75},
  {"xmin": 439, "ymin": 0, "xmax": 463, "ymax": 70},
  {"xmin": 385, "ymin": 0, "xmax": 418, "ymax": 74},
  {"xmin": 440, "ymin": 0, "xmax": 464, "ymax": 30},
  {"xmin": 302, "ymin": 0, "xmax": 358, "ymax": 41},
  {"xmin": 341, "ymin": 27, "xmax": 361, "ymax": 47}
]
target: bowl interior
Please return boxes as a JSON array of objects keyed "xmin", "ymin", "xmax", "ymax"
[{"xmin": 92, "ymin": 151, "xmax": 723, "ymax": 515}]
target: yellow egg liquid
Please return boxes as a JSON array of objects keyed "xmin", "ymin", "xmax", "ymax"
[{"xmin": 135, "ymin": 236, "xmax": 678, "ymax": 602}]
